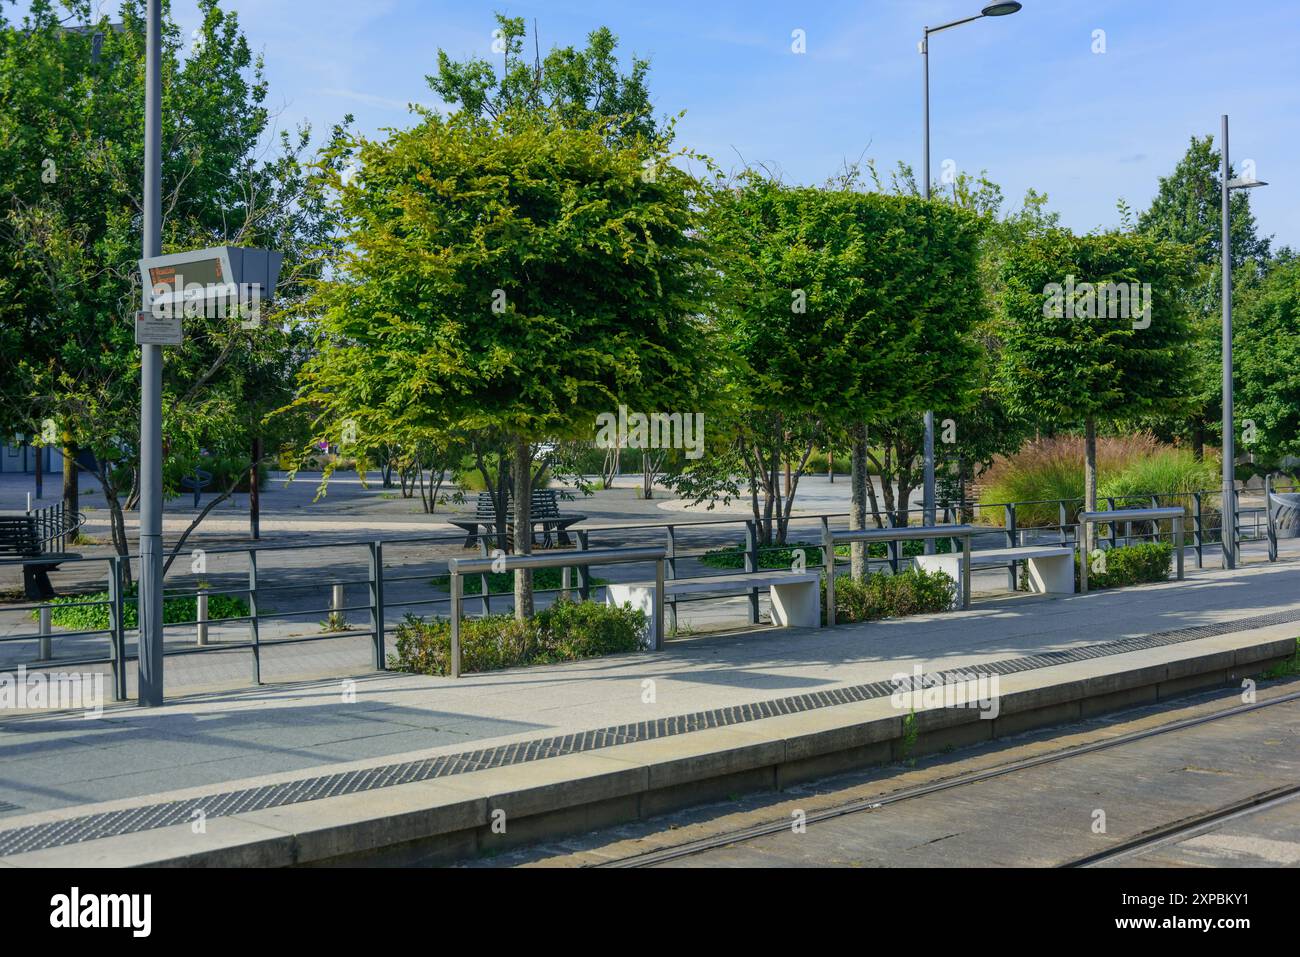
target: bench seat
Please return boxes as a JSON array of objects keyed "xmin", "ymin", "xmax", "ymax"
[
  {"xmin": 914, "ymin": 545, "xmax": 1075, "ymax": 595},
  {"xmin": 605, "ymin": 571, "xmax": 821, "ymax": 645}
]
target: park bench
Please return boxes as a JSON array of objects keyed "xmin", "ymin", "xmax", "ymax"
[
  {"xmin": 605, "ymin": 570, "xmax": 822, "ymax": 645},
  {"xmin": 914, "ymin": 544, "xmax": 1076, "ymax": 595},
  {"xmin": 0, "ymin": 513, "xmax": 82, "ymax": 601},
  {"xmin": 449, "ymin": 489, "xmax": 586, "ymax": 549}
]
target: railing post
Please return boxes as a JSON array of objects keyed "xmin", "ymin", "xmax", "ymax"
[
  {"xmin": 450, "ymin": 569, "xmax": 462, "ymax": 679},
  {"xmin": 961, "ymin": 531, "xmax": 971, "ymax": 610},
  {"xmin": 653, "ymin": 556, "xmax": 665, "ymax": 651},
  {"xmin": 1194, "ymin": 492, "xmax": 1204, "ymax": 568},
  {"xmin": 196, "ymin": 585, "xmax": 208, "ymax": 646},
  {"xmin": 1150, "ymin": 495, "xmax": 1160, "ymax": 545},
  {"xmin": 108, "ymin": 556, "xmax": 126, "ymax": 701},
  {"xmin": 1005, "ymin": 503, "xmax": 1017, "ymax": 590},
  {"xmin": 822, "ymin": 517, "xmax": 835, "ymax": 627},
  {"xmin": 665, "ymin": 525, "xmax": 677, "ymax": 636},
  {"xmin": 1266, "ymin": 474, "xmax": 1278, "ymax": 563},
  {"xmin": 744, "ymin": 520, "xmax": 759, "ymax": 623},
  {"xmin": 38, "ymin": 605, "xmax": 51, "ymax": 661},
  {"xmin": 1107, "ymin": 497, "xmax": 1118, "ymax": 550},
  {"xmin": 1079, "ymin": 521, "xmax": 1089, "ymax": 594},
  {"xmin": 576, "ymin": 530, "xmax": 591, "ymax": 600},
  {"xmin": 369, "ymin": 540, "xmax": 385, "ymax": 669},
  {"xmin": 1175, "ymin": 514, "xmax": 1185, "ymax": 581},
  {"xmin": 476, "ymin": 525, "xmax": 491, "ymax": 616},
  {"xmin": 248, "ymin": 549, "xmax": 261, "ymax": 686},
  {"xmin": 1058, "ymin": 501, "xmax": 1068, "ymax": 546}
]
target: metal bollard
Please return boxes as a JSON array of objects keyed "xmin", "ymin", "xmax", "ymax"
[
  {"xmin": 39, "ymin": 606, "xmax": 51, "ymax": 661},
  {"xmin": 196, "ymin": 588, "xmax": 208, "ymax": 646},
  {"xmin": 331, "ymin": 583, "xmax": 344, "ymax": 629},
  {"xmin": 449, "ymin": 571, "xmax": 462, "ymax": 678}
]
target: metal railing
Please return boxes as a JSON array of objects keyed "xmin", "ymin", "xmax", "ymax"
[
  {"xmin": 2, "ymin": 479, "xmax": 1295, "ymax": 704},
  {"xmin": 1077, "ymin": 507, "xmax": 1185, "ymax": 593},
  {"xmin": 446, "ymin": 546, "xmax": 667, "ymax": 677},
  {"xmin": 822, "ymin": 522, "xmax": 975, "ymax": 614},
  {"xmin": 26, "ymin": 500, "xmax": 84, "ymax": 553}
]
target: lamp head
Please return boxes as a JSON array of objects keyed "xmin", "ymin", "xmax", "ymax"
[{"xmin": 981, "ymin": 2, "xmax": 1023, "ymax": 15}]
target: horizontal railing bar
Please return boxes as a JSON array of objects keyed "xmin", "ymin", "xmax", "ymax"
[
  {"xmin": 449, "ymin": 546, "xmax": 665, "ymax": 575},
  {"xmin": 831, "ymin": 524, "xmax": 976, "ymax": 543}
]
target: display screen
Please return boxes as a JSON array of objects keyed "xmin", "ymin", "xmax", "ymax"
[{"xmin": 149, "ymin": 257, "xmax": 224, "ymax": 293}]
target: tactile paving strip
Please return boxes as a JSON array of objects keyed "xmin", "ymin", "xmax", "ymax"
[{"xmin": 2, "ymin": 608, "xmax": 1297, "ymax": 857}]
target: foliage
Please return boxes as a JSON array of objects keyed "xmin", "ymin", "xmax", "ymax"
[
  {"xmin": 388, "ymin": 599, "xmax": 647, "ymax": 676},
  {"xmin": 427, "ymin": 14, "xmax": 658, "ymax": 143},
  {"xmin": 38, "ymin": 586, "xmax": 248, "ymax": 631},
  {"xmin": 1078, "ymin": 542, "xmax": 1173, "ymax": 590},
  {"xmin": 821, "ymin": 568, "xmax": 956, "ymax": 625},
  {"xmin": 0, "ymin": 0, "xmax": 344, "ymax": 562},
  {"xmin": 1134, "ymin": 133, "xmax": 1271, "ymax": 455},
  {"xmin": 978, "ymin": 434, "xmax": 1216, "ymax": 526},
  {"xmin": 670, "ymin": 174, "xmax": 986, "ymax": 544},
  {"xmin": 1235, "ymin": 255, "xmax": 1300, "ymax": 465}
]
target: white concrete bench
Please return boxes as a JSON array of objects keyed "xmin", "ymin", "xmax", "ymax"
[
  {"xmin": 605, "ymin": 571, "xmax": 822, "ymax": 645},
  {"xmin": 914, "ymin": 545, "xmax": 1075, "ymax": 595}
]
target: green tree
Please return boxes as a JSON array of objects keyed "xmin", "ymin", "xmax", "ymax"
[
  {"xmin": 997, "ymin": 230, "xmax": 1196, "ymax": 551},
  {"xmin": 428, "ymin": 14, "xmax": 657, "ymax": 143},
  {"xmin": 0, "ymin": 1, "xmax": 345, "ymax": 561},
  {"xmin": 1235, "ymin": 252, "xmax": 1300, "ymax": 468},
  {"xmin": 1137, "ymin": 133, "xmax": 1272, "ymax": 458},
  {"xmin": 295, "ymin": 112, "xmax": 715, "ymax": 617}
]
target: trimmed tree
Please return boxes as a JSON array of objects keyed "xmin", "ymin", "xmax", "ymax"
[
  {"xmin": 996, "ymin": 229, "xmax": 1196, "ymax": 552},
  {"xmin": 296, "ymin": 112, "xmax": 714, "ymax": 618}
]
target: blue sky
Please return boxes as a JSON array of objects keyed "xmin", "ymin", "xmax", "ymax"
[{"xmin": 38, "ymin": 0, "xmax": 1300, "ymax": 247}]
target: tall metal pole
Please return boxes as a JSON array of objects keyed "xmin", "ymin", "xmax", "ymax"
[
  {"xmin": 1220, "ymin": 114, "xmax": 1235, "ymax": 571},
  {"xmin": 920, "ymin": 30, "xmax": 937, "ymax": 551},
  {"xmin": 138, "ymin": 0, "xmax": 165, "ymax": 705}
]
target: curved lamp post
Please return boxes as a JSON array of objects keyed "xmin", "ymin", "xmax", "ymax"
[{"xmin": 919, "ymin": 2, "xmax": 1021, "ymax": 551}]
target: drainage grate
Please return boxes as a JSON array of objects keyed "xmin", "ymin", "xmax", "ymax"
[{"xmin": 2, "ymin": 608, "xmax": 1297, "ymax": 858}]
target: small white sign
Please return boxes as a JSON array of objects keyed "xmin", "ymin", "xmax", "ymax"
[{"xmin": 135, "ymin": 310, "xmax": 183, "ymax": 346}]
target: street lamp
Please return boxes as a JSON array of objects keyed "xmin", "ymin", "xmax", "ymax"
[
  {"xmin": 1219, "ymin": 113, "xmax": 1268, "ymax": 571},
  {"xmin": 919, "ymin": 2, "xmax": 1021, "ymax": 551}
]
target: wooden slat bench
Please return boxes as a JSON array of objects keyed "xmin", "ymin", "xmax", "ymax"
[
  {"xmin": 449, "ymin": 489, "xmax": 586, "ymax": 549},
  {"xmin": 0, "ymin": 513, "xmax": 82, "ymax": 600}
]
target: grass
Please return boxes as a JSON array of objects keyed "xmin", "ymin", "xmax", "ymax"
[
  {"xmin": 978, "ymin": 433, "xmax": 1219, "ymax": 527},
  {"xmin": 430, "ymin": 566, "xmax": 608, "ymax": 595},
  {"xmin": 1259, "ymin": 638, "xmax": 1300, "ymax": 680}
]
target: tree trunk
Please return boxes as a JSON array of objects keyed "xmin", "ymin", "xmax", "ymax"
[
  {"xmin": 249, "ymin": 435, "xmax": 262, "ymax": 540},
  {"xmin": 850, "ymin": 422, "xmax": 869, "ymax": 580},
  {"xmin": 62, "ymin": 439, "xmax": 79, "ymax": 526},
  {"xmin": 512, "ymin": 436, "xmax": 533, "ymax": 621},
  {"xmin": 1084, "ymin": 416, "xmax": 1098, "ymax": 556}
]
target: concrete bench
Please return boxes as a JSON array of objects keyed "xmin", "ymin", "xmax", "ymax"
[
  {"xmin": 604, "ymin": 571, "xmax": 821, "ymax": 645},
  {"xmin": 914, "ymin": 545, "xmax": 1075, "ymax": 595}
]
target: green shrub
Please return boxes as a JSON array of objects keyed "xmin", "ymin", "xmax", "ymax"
[
  {"xmin": 36, "ymin": 586, "xmax": 249, "ymax": 631},
  {"xmin": 430, "ymin": 567, "xmax": 607, "ymax": 595},
  {"xmin": 821, "ymin": 568, "xmax": 955, "ymax": 625},
  {"xmin": 388, "ymin": 598, "xmax": 647, "ymax": 676},
  {"xmin": 1077, "ymin": 542, "xmax": 1173, "ymax": 590}
]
